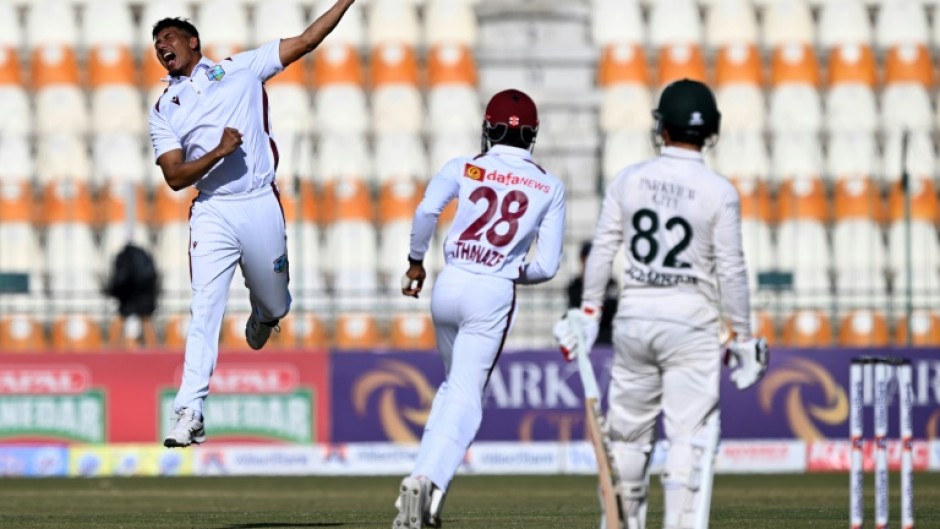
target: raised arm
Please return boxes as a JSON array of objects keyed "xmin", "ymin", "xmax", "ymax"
[{"xmin": 279, "ymin": 0, "xmax": 356, "ymax": 68}]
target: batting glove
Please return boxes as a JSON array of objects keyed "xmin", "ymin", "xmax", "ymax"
[
  {"xmin": 724, "ymin": 337, "xmax": 769, "ymax": 390},
  {"xmin": 553, "ymin": 304, "xmax": 601, "ymax": 362}
]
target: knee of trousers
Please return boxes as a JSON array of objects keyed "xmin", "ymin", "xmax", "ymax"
[
  {"xmin": 610, "ymin": 440, "xmax": 653, "ymax": 487},
  {"xmin": 661, "ymin": 425, "xmax": 719, "ymax": 490},
  {"xmin": 427, "ymin": 393, "xmax": 483, "ymax": 441}
]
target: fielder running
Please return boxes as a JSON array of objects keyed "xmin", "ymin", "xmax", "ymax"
[
  {"xmin": 149, "ymin": 1, "xmax": 356, "ymax": 447},
  {"xmin": 395, "ymin": 89, "xmax": 566, "ymax": 528},
  {"xmin": 554, "ymin": 79, "xmax": 769, "ymax": 529}
]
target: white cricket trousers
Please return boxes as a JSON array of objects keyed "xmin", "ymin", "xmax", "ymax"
[
  {"xmin": 173, "ymin": 184, "xmax": 291, "ymax": 416},
  {"xmin": 411, "ymin": 266, "xmax": 516, "ymax": 491},
  {"xmin": 606, "ymin": 317, "xmax": 720, "ymax": 445}
]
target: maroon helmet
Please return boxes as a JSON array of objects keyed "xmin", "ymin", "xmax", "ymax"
[{"xmin": 482, "ymin": 89, "xmax": 539, "ymax": 151}]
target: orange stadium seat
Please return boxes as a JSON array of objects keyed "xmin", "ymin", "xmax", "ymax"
[
  {"xmin": 736, "ymin": 179, "xmax": 773, "ymax": 223},
  {"xmin": 599, "ymin": 44, "xmax": 649, "ymax": 87},
  {"xmin": 771, "ymin": 43, "xmax": 820, "ymax": 87},
  {"xmin": 162, "ymin": 313, "xmax": 190, "ymax": 350},
  {"xmin": 390, "ymin": 313, "xmax": 436, "ymax": 350},
  {"xmin": 895, "ymin": 311, "xmax": 940, "ymax": 346},
  {"xmin": 0, "ymin": 44, "xmax": 22, "ymax": 86},
  {"xmin": 0, "ymin": 316, "xmax": 48, "ymax": 353},
  {"xmin": 220, "ymin": 313, "xmax": 253, "ymax": 351},
  {"xmin": 371, "ymin": 43, "xmax": 422, "ymax": 134},
  {"xmin": 379, "ymin": 181, "xmax": 423, "ymax": 224},
  {"xmin": 888, "ymin": 178, "xmax": 938, "ymax": 224},
  {"xmin": 31, "ymin": 44, "xmax": 80, "ymax": 89},
  {"xmin": 752, "ymin": 311, "xmax": 778, "ymax": 345},
  {"xmin": 107, "ymin": 316, "xmax": 158, "ymax": 350},
  {"xmin": 313, "ymin": 45, "xmax": 367, "ymax": 137},
  {"xmin": 776, "ymin": 179, "xmax": 829, "ymax": 224},
  {"xmin": 371, "ymin": 43, "xmax": 419, "ymax": 87},
  {"xmin": 334, "ymin": 313, "xmax": 381, "ymax": 350},
  {"xmin": 827, "ymin": 44, "xmax": 877, "ymax": 87},
  {"xmin": 314, "ymin": 44, "xmax": 364, "ymax": 87},
  {"xmin": 52, "ymin": 315, "xmax": 104, "ymax": 352},
  {"xmin": 270, "ymin": 313, "xmax": 328, "ymax": 349},
  {"xmin": 715, "ymin": 44, "xmax": 762, "ymax": 87},
  {"xmin": 88, "ymin": 45, "xmax": 136, "ymax": 88},
  {"xmin": 153, "ymin": 186, "xmax": 198, "ymax": 225},
  {"xmin": 839, "ymin": 310, "xmax": 890, "ymax": 347},
  {"xmin": 0, "ymin": 181, "xmax": 35, "ymax": 224},
  {"xmin": 885, "ymin": 44, "xmax": 933, "ymax": 87},
  {"xmin": 322, "ymin": 179, "xmax": 374, "ymax": 224},
  {"xmin": 782, "ymin": 310, "xmax": 834, "ymax": 347},
  {"xmin": 42, "ymin": 181, "xmax": 94, "ymax": 226},
  {"xmin": 428, "ymin": 44, "xmax": 477, "ymax": 87},
  {"xmin": 657, "ymin": 44, "xmax": 706, "ymax": 87},
  {"xmin": 834, "ymin": 179, "xmax": 883, "ymax": 223}
]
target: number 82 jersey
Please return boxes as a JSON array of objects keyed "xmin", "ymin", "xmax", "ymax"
[
  {"xmin": 409, "ymin": 145, "xmax": 566, "ymax": 284},
  {"xmin": 582, "ymin": 146, "xmax": 750, "ymax": 333}
]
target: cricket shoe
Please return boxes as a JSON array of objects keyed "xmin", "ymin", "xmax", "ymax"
[
  {"xmin": 245, "ymin": 311, "xmax": 279, "ymax": 350},
  {"xmin": 393, "ymin": 476, "xmax": 431, "ymax": 529},
  {"xmin": 164, "ymin": 408, "xmax": 206, "ymax": 448}
]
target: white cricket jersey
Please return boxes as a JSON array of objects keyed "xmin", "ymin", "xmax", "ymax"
[
  {"xmin": 410, "ymin": 145, "xmax": 566, "ymax": 284},
  {"xmin": 149, "ymin": 40, "xmax": 284, "ymax": 196},
  {"xmin": 583, "ymin": 146, "xmax": 752, "ymax": 338}
]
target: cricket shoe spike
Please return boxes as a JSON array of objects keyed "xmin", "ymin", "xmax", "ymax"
[
  {"xmin": 164, "ymin": 408, "xmax": 206, "ymax": 447},
  {"xmin": 393, "ymin": 476, "xmax": 431, "ymax": 529}
]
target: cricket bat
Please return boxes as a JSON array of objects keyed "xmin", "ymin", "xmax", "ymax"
[{"xmin": 568, "ymin": 309, "xmax": 621, "ymax": 529}]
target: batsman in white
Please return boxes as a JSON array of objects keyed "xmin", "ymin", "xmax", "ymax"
[
  {"xmin": 395, "ymin": 89, "xmax": 567, "ymax": 528},
  {"xmin": 148, "ymin": 1, "xmax": 356, "ymax": 448},
  {"xmin": 554, "ymin": 79, "xmax": 769, "ymax": 529}
]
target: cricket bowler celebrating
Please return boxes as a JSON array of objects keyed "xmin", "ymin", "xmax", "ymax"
[
  {"xmin": 395, "ymin": 89, "xmax": 567, "ymax": 528},
  {"xmin": 554, "ymin": 79, "xmax": 769, "ymax": 529},
  {"xmin": 150, "ymin": 1, "xmax": 356, "ymax": 448}
]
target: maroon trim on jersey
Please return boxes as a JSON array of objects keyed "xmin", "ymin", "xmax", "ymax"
[
  {"xmin": 155, "ymin": 88, "xmax": 168, "ymax": 113},
  {"xmin": 187, "ymin": 196, "xmax": 196, "ymax": 281},
  {"xmin": 473, "ymin": 152, "xmax": 487, "ymax": 160},
  {"xmin": 261, "ymin": 86, "xmax": 280, "ymax": 170},
  {"xmin": 524, "ymin": 158, "xmax": 546, "ymax": 174},
  {"xmin": 485, "ymin": 285, "xmax": 517, "ymax": 388},
  {"xmin": 270, "ymin": 182, "xmax": 285, "ymax": 222}
]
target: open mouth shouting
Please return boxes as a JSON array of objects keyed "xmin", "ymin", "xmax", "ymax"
[{"xmin": 159, "ymin": 47, "xmax": 181, "ymax": 73}]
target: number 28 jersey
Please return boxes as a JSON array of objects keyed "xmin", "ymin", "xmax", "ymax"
[
  {"xmin": 409, "ymin": 145, "xmax": 566, "ymax": 284},
  {"xmin": 583, "ymin": 146, "xmax": 751, "ymax": 336}
]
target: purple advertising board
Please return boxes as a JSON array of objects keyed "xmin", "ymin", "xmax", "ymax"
[{"xmin": 330, "ymin": 348, "xmax": 940, "ymax": 443}]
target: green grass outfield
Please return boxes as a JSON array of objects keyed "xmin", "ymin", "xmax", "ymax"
[{"xmin": 0, "ymin": 473, "xmax": 937, "ymax": 529}]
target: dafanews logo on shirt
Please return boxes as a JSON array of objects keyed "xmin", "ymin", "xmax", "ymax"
[{"xmin": 464, "ymin": 163, "xmax": 484, "ymax": 181}]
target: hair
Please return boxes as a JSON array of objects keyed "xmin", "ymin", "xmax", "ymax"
[{"xmin": 152, "ymin": 17, "xmax": 201, "ymax": 52}]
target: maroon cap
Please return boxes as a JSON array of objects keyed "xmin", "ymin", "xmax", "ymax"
[{"xmin": 484, "ymin": 89, "xmax": 538, "ymax": 129}]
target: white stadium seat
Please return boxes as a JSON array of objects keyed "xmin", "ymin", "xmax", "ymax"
[
  {"xmin": 832, "ymin": 220, "xmax": 888, "ymax": 308},
  {"xmin": 818, "ymin": 0, "xmax": 871, "ymax": 50},
  {"xmin": 82, "ymin": 0, "xmax": 134, "ymax": 48},
  {"xmin": 267, "ymin": 84, "xmax": 313, "ymax": 137},
  {"xmin": 603, "ymin": 130, "xmax": 654, "ymax": 184},
  {"xmin": 368, "ymin": 0, "xmax": 420, "ymax": 47},
  {"xmin": 705, "ymin": 0, "xmax": 758, "ymax": 48},
  {"xmin": 139, "ymin": 1, "xmax": 193, "ymax": 48},
  {"xmin": 374, "ymin": 133, "xmax": 428, "ymax": 183},
  {"xmin": 0, "ymin": 86, "xmax": 30, "ymax": 136},
  {"xmin": 91, "ymin": 86, "xmax": 144, "ymax": 134},
  {"xmin": 253, "ymin": 0, "xmax": 306, "ymax": 46},
  {"xmin": 592, "ymin": 0, "xmax": 645, "ymax": 46},
  {"xmin": 882, "ymin": 131, "xmax": 936, "ymax": 183},
  {"xmin": 769, "ymin": 84, "xmax": 822, "ymax": 133},
  {"xmin": 825, "ymin": 84, "xmax": 877, "ymax": 134},
  {"xmin": 741, "ymin": 218, "xmax": 774, "ymax": 292},
  {"xmin": 372, "ymin": 84, "xmax": 424, "ymax": 134},
  {"xmin": 876, "ymin": 0, "xmax": 929, "ymax": 49},
  {"xmin": 26, "ymin": 0, "xmax": 77, "ymax": 49},
  {"xmin": 649, "ymin": 0, "xmax": 702, "ymax": 47},
  {"xmin": 0, "ymin": 134, "xmax": 33, "ymax": 183},
  {"xmin": 36, "ymin": 133, "xmax": 92, "ymax": 184},
  {"xmin": 316, "ymin": 133, "xmax": 372, "ymax": 183},
  {"xmin": 427, "ymin": 85, "xmax": 480, "ymax": 134},
  {"xmin": 712, "ymin": 130, "xmax": 768, "ymax": 183},
  {"xmin": 827, "ymin": 132, "xmax": 878, "ymax": 180},
  {"xmin": 0, "ymin": 0, "xmax": 22, "ymax": 50},
  {"xmin": 429, "ymin": 132, "xmax": 479, "ymax": 177},
  {"xmin": 315, "ymin": 84, "xmax": 369, "ymax": 135},
  {"xmin": 154, "ymin": 222, "xmax": 191, "ymax": 312},
  {"xmin": 776, "ymin": 220, "xmax": 832, "ymax": 308},
  {"xmin": 197, "ymin": 0, "xmax": 249, "ymax": 59},
  {"xmin": 425, "ymin": 0, "xmax": 478, "ymax": 47},
  {"xmin": 881, "ymin": 84, "xmax": 933, "ymax": 134},
  {"xmin": 314, "ymin": 0, "xmax": 365, "ymax": 48},
  {"xmin": 93, "ymin": 133, "xmax": 147, "ymax": 186},
  {"xmin": 600, "ymin": 84, "xmax": 654, "ymax": 133},
  {"xmin": 715, "ymin": 84, "xmax": 765, "ymax": 132},
  {"xmin": 35, "ymin": 85, "xmax": 88, "ymax": 135},
  {"xmin": 772, "ymin": 133, "xmax": 823, "ymax": 182},
  {"xmin": 762, "ymin": 0, "xmax": 815, "ymax": 48}
]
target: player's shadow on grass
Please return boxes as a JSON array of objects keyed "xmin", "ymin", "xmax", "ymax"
[{"xmin": 221, "ymin": 524, "xmax": 344, "ymax": 528}]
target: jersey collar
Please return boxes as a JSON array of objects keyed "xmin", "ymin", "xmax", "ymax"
[
  {"xmin": 163, "ymin": 56, "xmax": 215, "ymax": 85},
  {"xmin": 660, "ymin": 145, "xmax": 704, "ymax": 162},
  {"xmin": 488, "ymin": 144, "xmax": 533, "ymax": 160}
]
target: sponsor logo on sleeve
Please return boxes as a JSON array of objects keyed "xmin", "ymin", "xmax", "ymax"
[{"xmin": 464, "ymin": 163, "xmax": 484, "ymax": 181}]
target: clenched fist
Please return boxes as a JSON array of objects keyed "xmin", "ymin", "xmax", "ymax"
[{"xmin": 216, "ymin": 127, "xmax": 243, "ymax": 157}]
